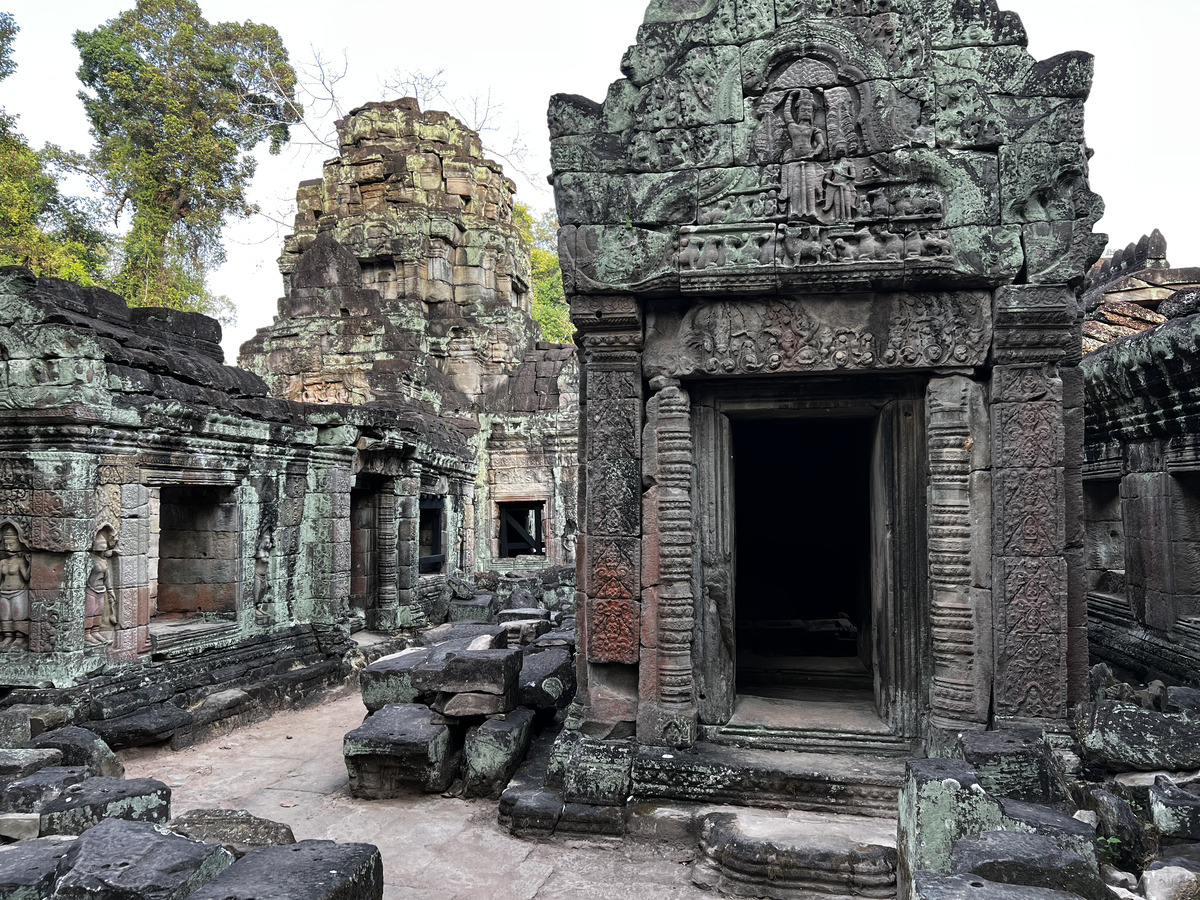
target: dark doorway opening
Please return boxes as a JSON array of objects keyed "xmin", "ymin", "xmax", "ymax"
[{"xmin": 732, "ymin": 417, "xmax": 874, "ymax": 698}]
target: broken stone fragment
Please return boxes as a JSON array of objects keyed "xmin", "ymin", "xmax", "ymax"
[
  {"xmin": 0, "ymin": 765, "xmax": 90, "ymax": 813},
  {"xmin": 518, "ymin": 646, "xmax": 575, "ymax": 710},
  {"xmin": 0, "ymin": 710, "xmax": 31, "ymax": 749},
  {"xmin": 29, "ymin": 725, "xmax": 124, "ymax": 777},
  {"xmin": 343, "ymin": 704, "xmax": 461, "ymax": 797},
  {"xmin": 169, "ymin": 808, "xmax": 297, "ymax": 859},
  {"xmin": 39, "ymin": 776, "xmax": 171, "ymax": 836},
  {"xmin": 508, "ymin": 788, "xmax": 564, "ymax": 838},
  {"xmin": 0, "ymin": 835, "xmax": 75, "ymax": 897},
  {"xmin": 430, "ymin": 648, "xmax": 523, "ymax": 695},
  {"xmin": 998, "ymin": 799, "xmax": 1098, "ymax": 867},
  {"xmin": 431, "ymin": 687, "xmax": 517, "ymax": 717},
  {"xmin": 960, "ymin": 729, "xmax": 1067, "ymax": 804},
  {"xmin": 0, "ymin": 747, "xmax": 62, "ymax": 785},
  {"xmin": 503, "ymin": 619, "xmax": 553, "ymax": 646},
  {"xmin": 950, "ymin": 831, "xmax": 1111, "ymax": 900},
  {"xmin": 1140, "ymin": 865, "xmax": 1200, "ymax": 900},
  {"xmin": 463, "ymin": 708, "xmax": 535, "ymax": 800},
  {"xmin": 1150, "ymin": 776, "xmax": 1200, "ymax": 840},
  {"xmin": 185, "ymin": 840, "xmax": 384, "ymax": 900},
  {"xmin": 499, "ymin": 607, "xmax": 549, "ymax": 623},
  {"xmin": 1076, "ymin": 702, "xmax": 1200, "ymax": 772},
  {"xmin": 87, "ymin": 704, "xmax": 194, "ymax": 751},
  {"xmin": 0, "ymin": 811, "xmax": 40, "ymax": 840},
  {"xmin": 53, "ymin": 818, "xmax": 233, "ymax": 900},
  {"xmin": 359, "ymin": 647, "xmax": 433, "ymax": 712}
]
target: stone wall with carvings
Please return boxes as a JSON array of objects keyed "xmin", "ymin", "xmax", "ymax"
[
  {"xmin": 555, "ymin": 0, "xmax": 1102, "ymax": 752},
  {"xmin": 0, "ymin": 266, "xmax": 475, "ymax": 688}
]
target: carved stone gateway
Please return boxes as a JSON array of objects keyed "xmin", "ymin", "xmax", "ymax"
[{"xmin": 554, "ymin": 0, "xmax": 1102, "ymax": 755}]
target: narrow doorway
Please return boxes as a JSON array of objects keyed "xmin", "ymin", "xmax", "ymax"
[{"xmin": 732, "ymin": 417, "xmax": 875, "ymax": 711}]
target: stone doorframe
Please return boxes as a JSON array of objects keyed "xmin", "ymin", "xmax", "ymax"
[{"xmin": 685, "ymin": 375, "xmax": 928, "ymax": 746}]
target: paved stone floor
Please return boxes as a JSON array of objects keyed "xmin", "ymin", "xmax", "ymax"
[{"xmin": 120, "ymin": 687, "xmax": 706, "ymax": 899}]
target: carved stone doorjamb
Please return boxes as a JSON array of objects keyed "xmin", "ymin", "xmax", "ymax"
[{"xmin": 639, "ymin": 376, "xmax": 697, "ymax": 747}]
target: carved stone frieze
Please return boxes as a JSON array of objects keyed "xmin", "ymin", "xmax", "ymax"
[
  {"xmin": 587, "ymin": 598, "xmax": 641, "ymax": 665},
  {"xmin": 644, "ymin": 292, "xmax": 991, "ymax": 378},
  {"xmin": 587, "ymin": 539, "xmax": 640, "ymax": 602}
]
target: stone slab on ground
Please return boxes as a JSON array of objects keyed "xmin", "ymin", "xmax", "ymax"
[
  {"xmin": 39, "ymin": 776, "xmax": 171, "ymax": 836},
  {"xmin": 186, "ymin": 841, "xmax": 384, "ymax": 900},
  {"xmin": 463, "ymin": 708, "xmax": 535, "ymax": 800},
  {"xmin": 53, "ymin": 818, "xmax": 233, "ymax": 900},
  {"xmin": 1, "ymin": 765, "xmax": 90, "ymax": 813},
  {"xmin": 343, "ymin": 704, "xmax": 460, "ymax": 797},
  {"xmin": 88, "ymin": 704, "xmax": 194, "ymax": 750},
  {"xmin": 29, "ymin": 726, "xmax": 124, "ymax": 777},
  {"xmin": 950, "ymin": 831, "xmax": 1110, "ymax": 900},
  {"xmin": 169, "ymin": 808, "xmax": 297, "ymax": 858},
  {"xmin": 0, "ymin": 836, "xmax": 75, "ymax": 898},
  {"xmin": 0, "ymin": 748, "xmax": 62, "ymax": 784},
  {"xmin": 693, "ymin": 809, "xmax": 897, "ymax": 900}
]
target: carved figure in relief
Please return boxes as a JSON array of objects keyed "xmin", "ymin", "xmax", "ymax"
[
  {"xmin": 0, "ymin": 524, "xmax": 30, "ymax": 650},
  {"xmin": 782, "ymin": 90, "xmax": 826, "ymax": 162},
  {"xmin": 253, "ymin": 529, "xmax": 274, "ymax": 626},
  {"xmin": 84, "ymin": 528, "xmax": 116, "ymax": 647},
  {"xmin": 822, "ymin": 158, "xmax": 858, "ymax": 222}
]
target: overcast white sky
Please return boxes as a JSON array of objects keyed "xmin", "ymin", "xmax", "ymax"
[{"xmin": 2, "ymin": 0, "xmax": 1197, "ymax": 358}]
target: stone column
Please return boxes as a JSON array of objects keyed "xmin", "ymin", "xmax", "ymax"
[
  {"xmin": 368, "ymin": 478, "xmax": 399, "ymax": 631},
  {"xmin": 638, "ymin": 377, "xmax": 697, "ymax": 747},
  {"xmin": 926, "ymin": 376, "xmax": 992, "ymax": 742},
  {"xmin": 990, "ymin": 285, "xmax": 1080, "ymax": 721},
  {"xmin": 574, "ymin": 295, "xmax": 643, "ymax": 735},
  {"xmin": 395, "ymin": 461, "xmax": 423, "ymax": 627}
]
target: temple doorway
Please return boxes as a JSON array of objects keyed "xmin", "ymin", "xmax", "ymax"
[{"xmin": 732, "ymin": 417, "xmax": 874, "ymax": 700}]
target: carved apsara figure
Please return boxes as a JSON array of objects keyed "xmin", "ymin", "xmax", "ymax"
[
  {"xmin": 822, "ymin": 158, "xmax": 858, "ymax": 222},
  {"xmin": 84, "ymin": 528, "xmax": 116, "ymax": 647},
  {"xmin": 253, "ymin": 529, "xmax": 274, "ymax": 626},
  {"xmin": 782, "ymin": 89, "xmax": 825, "ymax": 161},
  {"xmin": 0, "ymin": 524, "xmax": 30, "ymax": 650}
]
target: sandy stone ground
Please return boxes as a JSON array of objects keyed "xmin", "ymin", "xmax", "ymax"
[{"xmin": 119, "ymin": 687, "xmax": 707, "ymax": 899}]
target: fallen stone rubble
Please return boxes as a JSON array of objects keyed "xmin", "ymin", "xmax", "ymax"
[
  {"xmin": 0, "ymin": 707, "xmax": 383, "ymax": 899},
  {"xmin": 346, "ymin": 609, "xmax": 576, "ymax": 802},
  {"xmin": 904, "ymin": 666, "xmax": 1200, "ymax": 900}
]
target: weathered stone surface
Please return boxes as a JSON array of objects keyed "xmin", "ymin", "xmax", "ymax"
[
  {"xmin": 0, "ymin": 811, "xmax": 39, "ymax": 840},
  {"xmin": 0, "ymin": 711, "xmax": 31, "ymax": 750},
  {"xmin": 1140, "ymin": 866, "xmax": 1200, "ymax": 900},
  {"xmin": 186, "ymin": 841, "xmax": 384, "ymax": 900},
  {"xmin": 343, "ymin": 705, "xmax": 460, "ymax": 797},
  {"xmin": 1077, "ymin": 702, "xmax": 1200, "ymax": 772},
  {"xmin": 87, "ymin": 705, "xmax": 194, "ymax": 750},
  {"xmin": 1080, "ymin": 787, "xmax": 1152, "ymax": 875},
  {"xmin": 431, "ymin": 688, "xmax": 517, "ymax": 717},
  {"xmin": 0, "ymin": 836, "xmax": 75, "ymax": 898},
  {"xmin": 434, "ymin": 648, "xmax": 523, "ymax": 695},
  {"xmin": 916, "ymin": 874, "xmax": 1091, "ymax": 900},
  {"xmin": 950, "ymin": 831, "xmax": 1109, "ymax": 900},
  {"xmin": 694, "ymin": 810, "xmax": 897, "ymax": 900},
  {"xmin": 169, "ymin": 808, "xmax": 297, "ymax": 859},
  {"xmin": 53, "ymin": 818, "xmax": 233, "ymax": 900},
  {"xmin": 0, "ymin": 748, "xmax": 61, "ymax": 785},
  {"xmin": 518, "ymin": 646, "xmax": 575, "ymax": 710},
  {"xmin": 1150, "ymin": 777, "xmax": 1200, "ymax": 841},
  {"xmin": 0, "ymin": 765, "xmax": 89, "ymax": 813},
  {"xmin": 960, "ymin": 729, "xmax": 1066, "ymax": 804},
  {"xmin": 463, "ymin": 708, "xmax": 535, "ymax": 800},
  {"xmin": 29, "ymin": 726, "xmax": 124, "ymax": 777},
  {"xmin": 38, "ymin": 776, "xmax": 171, "ymax": 836}
]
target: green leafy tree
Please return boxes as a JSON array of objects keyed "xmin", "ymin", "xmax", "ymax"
[
  {"xmin": 0, "ymin": 13, "xmax": 108, "ymax": 281},
  {"xmin": 515, "ymin": 202, "xmax": 573, "ymax": 344},
  {"xmin": 73, "ymin": 0, "xmax": 301, "ymax": 316}
]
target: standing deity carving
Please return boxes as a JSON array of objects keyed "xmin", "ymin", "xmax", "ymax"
[
  {"xmin": 253, "ymin": 529, "xmax": 274, "ymax": 626},
  {"xmin": 84, "ymin": 527, "xmax": 116, "ymax": 647},
  {"xmin": 0, "ymin": 524, "xmax": 30, "ymax": 650}
]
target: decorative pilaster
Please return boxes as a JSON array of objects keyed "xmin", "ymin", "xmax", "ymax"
[
  {"xmin": 574, "ymin": 295, "xmax": 644, "ymax": 733},
  {"xmin": 368, "ymin": 479, "xmax": 399, "ymax": 631},
  {"xmin": 395, "ymin": 462, "xmax": 424, "ymax": 627},
  {"xmin": 639, "ymin": 376, "xmax": 697, "ymax": 747},
  {"xmin": 926, "ymin": 376, "xmax": 991, "ymax": 733},
  {"xmin": 991, "ymin": 285, "xmax": 1078, "ymax": 721}
]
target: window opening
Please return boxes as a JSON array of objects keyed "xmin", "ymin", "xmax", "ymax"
[
  {"xmin": 499, "ymin": 501, "xmax": 545, "ymax": 558},
  {"xmin": 419, "ymin": 496, "xmax": 446, "ymax": 574}
]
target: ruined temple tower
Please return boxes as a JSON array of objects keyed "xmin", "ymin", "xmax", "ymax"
[{"xmin": 552, "ymin": 0, "xmax": 1104, "ymax": 758}]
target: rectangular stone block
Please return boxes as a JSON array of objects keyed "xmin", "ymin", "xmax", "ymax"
[
  {"xmin": 462, "ymin": 708, "xmax": 536, "ymax": 800},
  {"xmin": 344, "ymin": 705, "xmax": 460, "ymax": 797},
  {"xmin": 39, "ymin": 777, "xmax": 171, "ymax": 836}
]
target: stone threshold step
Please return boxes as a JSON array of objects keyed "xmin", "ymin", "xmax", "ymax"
[
  {"xmin": 632, "ymin": 742, "xmax": 905, "ymax": 818},
  {"xmin": 699, "ymin": 723, "xmax": 917, "ymax": 757}
]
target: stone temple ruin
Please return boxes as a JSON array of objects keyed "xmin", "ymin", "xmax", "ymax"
[{"xmin": 5, "ymin": 1, "xmax": 1200, "ymax": 899}]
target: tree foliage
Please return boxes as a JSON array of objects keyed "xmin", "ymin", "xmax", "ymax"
[
  {"xmin": 515, "ymin": 203, "xmax": 573, "ymax": 344},
  {"xmin": 0, "ymin": 13, "xmax": 108, "ymax": 282},
  {"xmin": 73, "ymin": 0, "xmax": 301, "ymax": 316}
]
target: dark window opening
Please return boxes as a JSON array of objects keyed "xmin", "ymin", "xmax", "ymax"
[
  {"xmin": 732, "ymin": 417, "xmax": 874, "ymax": 695},
  {"xmin": 420, "ymin": 496, "xmax": 445, "ymax": 574},
  {"xmin": 499, "ymin": 501, "xmax": 544, "ymax": 558},
  {"xmin": 156, "ymin": 485, "xmax": 239, "ymax": 621},
  {"xmin": 350, "ymin": 480, "xmax": 383, "ymax": 615}
]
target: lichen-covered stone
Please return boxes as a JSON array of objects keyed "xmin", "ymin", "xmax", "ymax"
[
  {"xmin": 0, "ymin": 836, "xmax": 75, "ymax": 899},
  {"xmin": 186, "ymin": 840, "xmax": 384, "ymax": 900},
  {"xmin": 343, "ymin": 705, "xmax": 460, "ymax": 797},
  {"xmin": 463, "ymin": 708, "xmax": 535, "ymax": 800},
  {"xmin": 169, "ymin": 808, "xmax": 297, "ymax": 859},
  {"xmin": 38, "ymin": 776, "xmax": 171, "ymax": 836},
  {"xmin": 29, "ymin": 726, "xmax": 124, "ymax": 777}
]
